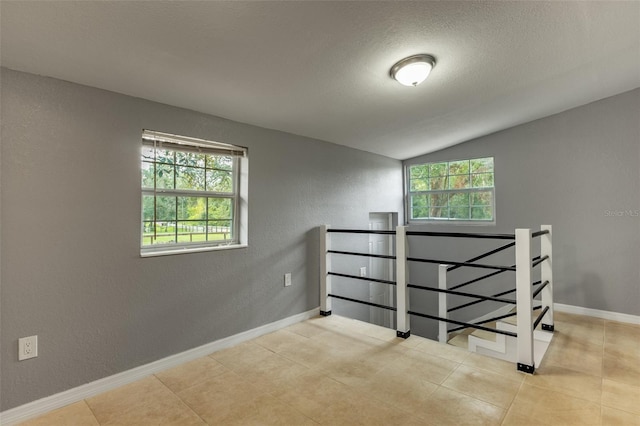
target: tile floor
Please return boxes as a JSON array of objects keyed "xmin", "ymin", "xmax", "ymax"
[{"xmin": 18, "ymin": 311, "xmax": 640, "ymax": 425}]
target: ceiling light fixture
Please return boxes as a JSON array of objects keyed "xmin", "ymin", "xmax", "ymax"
[{"xmin": 390, "ymin": 54, "xmax": 436, "ymax": 87}]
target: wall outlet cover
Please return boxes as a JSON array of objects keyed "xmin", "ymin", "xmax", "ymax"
[{"xmin": 18, "ymin": 335, "xmax": 38, "ymax": 361}]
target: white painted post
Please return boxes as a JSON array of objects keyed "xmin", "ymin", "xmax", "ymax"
[
  {"xmin": 516, "ymin": 228, "xmax": 534, "ymax": 373},
  {"xmin": 540, "ymin": 225, "xmax": 554, "ymax": 331},
  {"xmin": 395, "ymin": 226, "xmax": 410, "ymax": 338},
  {"xmin": 319, "ymin": 225, "xmax": 332, "ymax": 316},
  {"xmin": 438, "ymin": 264, "xmax": 449, "ymax": 344}
]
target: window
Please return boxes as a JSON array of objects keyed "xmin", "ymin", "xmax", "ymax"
[
  {"xmin": 141, "ymin": 130, "xmax": 248, "ymax": 256},
  {"xmin": 407, "ymin": 157, "xmax": 494, "ymax": 222}
]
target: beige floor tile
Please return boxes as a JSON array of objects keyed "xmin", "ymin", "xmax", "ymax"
[
  {"xmin": 605, "ymin": 321, "xmax": 640, "ymax": 350},
  {"xmin": 17, "ymin": 401, "xmax": 99, "ymax": 426},
  {"xmin": 291, "ymin": 384, "xmax": 415, "ymax": 426},
  {"xmin": 555, "ymin": 317, "xmax": 605, "ymax": 345},
  {"xmin": 415, "ymin": 386, "xmax": 505, "ymax": 425},
  {"xmin": 442, "ymin": 364, "xmax": 522, "ymax": 408},
  {"xmin": 287, "ymin": 318, "xmax": 335, "ymax": 338},
  {"xmin": 542, "ymin": 331, "xmax": 604, "ymax": 376},
  {"xmin": 232, "ymin": 352, "xmax": 311, "ymax": 392},
  {"xmin": 100, "ymin": 400, "xmax": 205, "ymax": 426},
  {"xmin": 209, "ymin": 340, "xmax": 274, "ymax": 370},
  {"xmin": 22, "ymin": 313, "xmax": 640, "ymax": 425},
  {"xmin": 176, "ymin": 370, "xmax": 268, "ymax": 424},
  {"xmin": 352, "ymin": 363, "xmax": 439, "ymax": 414},
  {"xmin": 381, "ymin": 347, "xmax": 460, "ymax": 385},
  {"xmin": 85, "ymin": 376, "xmax": 176, "ymax": 424},
  {"xmin": 503, "ymin": 383, "xmax": 601, "ymax": 425},
  {"xmin": 397, "ymin": 333, "xmax": 430, "ymax": 349},
  {"xmin": 155, "ymin": 355, "xmax": 228, "ymax": 393},
  {"xmin": 277, "ymin": 336, "xmax": 337, "ymax": 369},
  {"xmin": 413, "ymin": 336, "xmax": 470, "ymax": 363},
  {"xmin": 213, "ymin": 393, "xmax": 319, "ymax": 425},
  {"xmin": 601, "ymin": 378, "xmax": 640, "ymax": 415},
  {"xmin": 462, "ymin": 352, "xmax": 525, "ymax": 381},
  {"xmin": 603, "ymin": 352, "xmax": 640, "ymax": 387},
  {"xmin": 253, "ymin": 329, "xmax": 312, "ymax": 353},
  {"xmin": 524, "ymin": 364, "xmax": 602, "ymax": 403},
  {"xmin": 554, "ymin": 311, "xmax": 604, "ymax": 326},
  {"xmin": 601, "ymin": 406, "xmax": 640, "ymax": 426}
]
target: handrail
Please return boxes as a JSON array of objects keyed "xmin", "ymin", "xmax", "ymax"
[
  {"xmin": 408, "ymin": 283, "xmax": 517, "ymax": 305},
  {"xmin": 328, "ymin": 271, "xmax": 396, "ymax": 286},
  {"xmin": 408, "ymin": 257, "xmax": 516, "ymax": 271},
  {"xmin": 447, "ymin": 241, "xmax": 516, "ymax": 272},
  {"xmin": 319, "ymin": 223, "xmax": 554, "ymax": 373},
  {"xmin": 406, "ymin": 231, "xmax": 516, "ymax": 240},
  {"xmin": 328, "ymin": 293, "xmax": 396, "ymax": 311}
]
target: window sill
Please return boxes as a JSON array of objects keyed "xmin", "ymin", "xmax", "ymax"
[{"xmin": 140, "ymin": 243, "xmax": 248, "ymax": 258}]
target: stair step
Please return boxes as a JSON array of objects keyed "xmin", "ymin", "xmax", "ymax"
[{"xmin": 447, "ymin": 333, "xmax": 468, "ymax": 349}]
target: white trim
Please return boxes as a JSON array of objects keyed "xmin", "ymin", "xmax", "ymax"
[
  {"xmin": 140, "ymin": 243, "xmax": 248, "ymax": 258},
  {"xmin": 0, "ymin": 307, "xmax": 319, "ymax": 426},
  {"xmin": 554, "ymin": 303, "xmax": 640, "ymax": 325}
]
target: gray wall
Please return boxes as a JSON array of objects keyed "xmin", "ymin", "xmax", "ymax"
[
  {"xmin": 404, "ymin": 89, "xmax": 640, "ymax": 339},
  {"xmin": 0, "ymin": 68, "xmax": 403, "ymax": 410}
]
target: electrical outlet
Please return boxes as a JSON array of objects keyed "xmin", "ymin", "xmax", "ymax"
[
  {"xmin": 18, "ymin": 335, "xmax": 38, "ymax": 361},
  {"xmin": 284, "ymin": 273, "xmax": 292, "ymax": 287},
  {"xmin": 360, "ymin": 267, "xmax": 367, "ymax": 277}
]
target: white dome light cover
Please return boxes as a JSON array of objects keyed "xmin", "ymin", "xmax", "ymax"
[{"xmin": 390, "ymin": 54, "xmax": 436, "ymax": 87}]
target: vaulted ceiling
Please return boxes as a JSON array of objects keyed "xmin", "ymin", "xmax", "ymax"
[{"xmin": 2, "ymin": 1, "xmax": 639, "ymax": 159}]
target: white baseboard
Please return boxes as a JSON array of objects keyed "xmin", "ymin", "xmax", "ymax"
[
  {"xmin": 554, "ymin": 303, "xmax": 640, "ymax": 325},
  {"xmin": 0, "ymin": 307, "xmax": 320, "ymax": 426}
]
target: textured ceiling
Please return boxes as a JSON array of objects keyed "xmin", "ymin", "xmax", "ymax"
[{"xmin": 2, "ymin": 1, "xmax": 639, "ymax": 160}]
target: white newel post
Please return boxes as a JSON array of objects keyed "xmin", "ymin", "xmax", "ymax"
[
  {"xmin": 516, "ymin": 228, "xmax": 534, "ymax": 373},
  {"xmin": 320, "ymin": 225, "xmax": 332, "ymax": 316},
  {"xmin": 540, "ymin": 225, "xmax": 554, "ymax": 331},
  {"xmin": 438, "ymin": 264, "xmax": 449, "ymax": 344},
  {"xmin": 395, "ymin": 226, "xmax": 410, "ymax": 338}
]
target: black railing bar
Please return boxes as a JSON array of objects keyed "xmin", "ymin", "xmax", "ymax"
[
  {"xmin": 532, "ymin": 255, "xmax": 549, "ymax": 268},
  {"xmin": 531, "ymin": 280, "xmax": 550, "ymax": 299},
  {"xmin": 408, "ymin": 310, "xmax": 518, "ymax": 337},
  {"xmin": 406, "ymin": 231, "xmax": 516, "ymax": 240},
  {"xmin": 407, "ymin": 257, "xmax": 516, "ymax": 271},
  {"xmin": 448, "ymin": 280, "xmax": 544, "ymax": 313},
  {"xmin": 448, "ymin": 305, "xmax": 543, "ymax": 333},
  {"xmin": 447, "ymin": 241, "xmax": 516, "ymax": 272},
  {"xmin": 448, "ymin": 287, "xmax": 517, "ymax": 313},
  {"xmin": 328, "ymin": 250, "xmax": 396, "ymax": 260},
  {"xmin": 327, "ymin": 229, "xmax": 396, "ymax": 235},
  {"xmin": 407, "ymin": 283, "xmax": 517, "ymax": 304},
  {"xmin": 532, "ymin": 230, "xmax": 550, "ymax": 238},
  {"xmin": 533, "ymin": 306, "xmax": 550, "ymax": 330},
  {"xmin": 328, "ymin": 293, "xmax": 397, "ymax": 312},
  {"xmin": 449, "ymin": 268, "xmax": 510, "ymax": 291},
  {"xmin": 328, "ymin": 272, "xmax": 396, "ymax": 286}
]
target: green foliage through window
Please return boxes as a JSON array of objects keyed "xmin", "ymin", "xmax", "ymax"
[
  {"xmin": 408, "ymin": 157, "xmax": 494, "ymax": 222},
  {"xmin": 141, "ymin": 131, "xmax": 244, "ymax": 250}
]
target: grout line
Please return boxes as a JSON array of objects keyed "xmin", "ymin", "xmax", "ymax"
[{"xmin": 82, "ymin": 400, "xmax": 101, "ymax": 426}]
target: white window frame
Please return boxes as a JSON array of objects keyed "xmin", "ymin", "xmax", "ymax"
[
  {"xmin": 406, "ymin": 157, "xmax": 495, "ymax": 225},
  {"xmin": 140, "ymin": 130, "xmax": 248, "ymax": 257}
]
